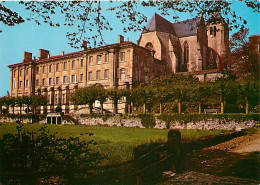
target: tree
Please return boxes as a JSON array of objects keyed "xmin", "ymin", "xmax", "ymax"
[
  {"xmin": 16, "ymin": 96, "xmax": 25, "ymax": 114},
  {"xmin": 70, "ymin": 87, "xmax": 98, "ymax": 114},
  {"xmin": 228, "ymin": 28, "xmax": 260, "ymax": 79},
  {"xmin": 153, "ymin": 86, "xmax": 171, "ymax": 114},
  {"xmin": 108, "ymin": 88, "xmax": 123, "ymax": 114},
  {"xmin": 1, "ymin": 1, "xmax": 259, "ymax": 48},
  {"xmin": 95, "ymin": 87, "xmax": 108, "ymax": 114},
  {"xmin": 31, "ymin": 95, "xmax": 48, "ymax": 114},
  {"xmin": 0, "ymin": 97, "xmax": 4, "ymax": 115},
  {"xmin": 190, "ymin": 82, "xmax": 211, "ymax": 114},
  {"xmin": 237, "ymin": 79, "xmax": 259, "ymax": 114}
]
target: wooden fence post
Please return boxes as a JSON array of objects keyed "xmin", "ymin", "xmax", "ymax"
[{"xmin": 167, "ymin": 130, "xmax": 182, "ymax": 173}]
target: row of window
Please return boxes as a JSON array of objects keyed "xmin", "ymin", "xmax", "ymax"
[
  {"xmin": 47, "ymin": 93, "xmax": 67, "ymax": 105},
  {"xmin": 37, "ymin": 74, "xmax": 83, "ymax": 86},
  {"xmin": 88, "ymin": 69, "xmax": 110, "ymax": 81}
]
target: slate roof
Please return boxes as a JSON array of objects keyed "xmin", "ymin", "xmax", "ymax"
[
  {"xmin": 143, "ymin": 13, "xmax": 176, "ymax": 36},
  {"xmin": 143, "ymin": 13, "xmax": 202, "ymax": 38},
  {"xmin": 172, "ymin": 17, "xmax": 200, "ymax": 37}
]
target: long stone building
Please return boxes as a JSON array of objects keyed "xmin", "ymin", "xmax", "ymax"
[{"xmin": 8, "ymin": 13, "xmax": 229, "ymax": 113}]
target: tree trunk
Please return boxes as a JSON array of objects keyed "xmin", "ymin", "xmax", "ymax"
[
  {"xmin": 198, "ymin": 102, "xmax": 202, "ymax": 114},
  {"xmin": 220, "ymin": 101, "xmax": 224, "ymax": 114},
  {"xmin": 143, "ymin": 104, "xmax": 146, "ymax": 114},
  {"xmin": 113, "ymin": 99, "xmax": 118, "ymax": 114},
  {"xmin": 245, "ymin": 97, "xmax": 249, "ymax": 114},
  {"xmin": 20, "ymin": 105, "xmax": 22, "ymax": 114},
  {"xmin": 100, "ymin": 102, "xmax": 104, "ymax": 114},
  {"xmin": 178, "ymin": 100, "xmax": 181, "ymax": 114},
  {"xmin": 27, "ymin": 105, "xmax": 30, "ymax": 114},
  {"xmin": 0, "ymin": 105, "xmax": 2, "ymax": 115},
  {"xmin": 160, "ymin": 102, "xmax": 163, "ymax": 114},
  {"xmin": 12, "ymin": 106, "xmax": 15, "ymax": 114},
  {"xmin": 89, "ymin": 103, "xmax": 93, "ymax": 114}
]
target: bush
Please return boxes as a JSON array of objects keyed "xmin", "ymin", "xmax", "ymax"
[
  {"xmin": 1, "ymin": 123, "xmax": 103, "ymax": 184},
  {"xmin": 224, "ymin": 104, "xmax": 240, "ymax": 113},
  {"xmin": 55, "ymin": 106, "xmax": 62, "ymax": 113},
  {"xmin": 137, "ymin": 114, "xmax": 155, "ymax": 128}
]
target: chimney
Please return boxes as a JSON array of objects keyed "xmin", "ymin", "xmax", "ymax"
[
  {"xmin": 39, "ymin": 49, "xmax": 49, "ymax": 59},
  {"xmin": 61, "ymin": 51, "xmax": 65, "ymax": 56},
  {"xmin": 81, "ymin": 40, "xmax": 87, "ymax": 51},
  {"xmin": 23, "ymin": 52, "xmax": 32, "ymax": 63},
  {"xmin": 118, "ymin": 35, "xmax": 124, "ymax": 43}
]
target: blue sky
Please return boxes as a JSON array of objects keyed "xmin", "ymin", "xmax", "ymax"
[{"xmin": 0, "ymin": 1, "xmax": 259, "ymax": 97}]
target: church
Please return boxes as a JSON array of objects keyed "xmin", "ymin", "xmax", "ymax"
[
  {"xmin": 7, "ymin": 12, "xmax": 229, "ymax": 113},
  {"xmin": 139, "ymin": 12, "xmax": 229, "ymax": 75}
]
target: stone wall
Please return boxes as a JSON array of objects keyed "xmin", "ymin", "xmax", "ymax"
[{"xmin": 79, "ymin": 116, "xmax": 255, "ymax": 130}]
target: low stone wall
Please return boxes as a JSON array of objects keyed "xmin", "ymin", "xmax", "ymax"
[
  {"xmin": 79, "ymin": 117, "xmax": 255, "ymax": 130},
  {"xmin": 0, "ymin": 117, "xmax": 32, "ymax": 124},
  {"xmin": 80, "ymin": 117, "xmax": 144, "ymax": 128}
]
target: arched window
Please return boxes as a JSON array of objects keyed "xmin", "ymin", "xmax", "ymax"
[
  {"xmin": 184, "ymin": 42, "xmax": 189, "ymax": 63},
  {"xmin": 145, "ymin": 42, "xmax": 154, "ymax": 51}
]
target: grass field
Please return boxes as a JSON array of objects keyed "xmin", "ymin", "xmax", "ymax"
[{"xmin": 0, "ymin": 122, "xmax": 227, "ymax": 165}]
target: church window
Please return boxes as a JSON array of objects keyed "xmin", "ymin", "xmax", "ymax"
[
  {"xmin": 214, "ymin": 26, "xmax": 217, "ymax": 36},
  {"xmin": 145, "ymin": 42, "xmax": 154, "ymax": 51},
  {"xmin": 184, "ymin": 42, "xmax": 189, "ymax": 63},
  {"xmin": 210, "ymin": 27, "xmax": 213, "ymax": 36}
]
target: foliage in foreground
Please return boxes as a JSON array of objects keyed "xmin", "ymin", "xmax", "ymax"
[{"xmin": 1, "ymin": 123, "xmax": 103, "ymax": 184}]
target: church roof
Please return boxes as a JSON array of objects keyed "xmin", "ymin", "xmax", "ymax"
[
  {"xmin": 143, "ymin": 13, "xmax": 203, "ymax": 38},
  {"xmin": 143, "ymin": 13, "xmax": 176, "ymax": 36},
  {"xmin": 172, "ymin": 17, "xmax": 200, "ymax": 38}
]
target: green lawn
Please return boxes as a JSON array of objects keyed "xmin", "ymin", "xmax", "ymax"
[{"xmin": 0, "ymin": 122, "xmax": 227, "ymax": 165}]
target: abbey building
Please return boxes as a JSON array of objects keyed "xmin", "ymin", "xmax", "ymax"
[{"xmin": 8, "ymin": 13, "xmax": 229, "ymax": 113}]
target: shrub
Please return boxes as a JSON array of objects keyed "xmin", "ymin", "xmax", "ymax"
[
  {"xmin": 137, "ymin": 114, "xmax": 155, "ymax": 128},
  {"xmin": 224, "ymin": 104, "xmax": 240, "ymax": 113},
  {"xmin": 55, "ymin": 106, "xmax": 62, "ymax": 113},
  {"xmin": 1, "ymin": 123, "xmax": 103, "ymax": 184}
]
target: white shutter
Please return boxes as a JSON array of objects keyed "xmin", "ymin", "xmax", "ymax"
[{"xmin": 75, "ymin": 74, "xmax": 77, "ymax": 83}]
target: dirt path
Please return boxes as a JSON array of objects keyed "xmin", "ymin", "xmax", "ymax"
[{"xmin": 160, "ymin": 134, "xmax": 260, "ymax": 185}]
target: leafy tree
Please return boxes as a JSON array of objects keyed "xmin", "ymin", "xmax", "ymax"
[
  {"xmin": 0, "ymin": 97, "xmax": 4, "ymax": 115},
  {"xmin": 71, "ymin": 87, "xmax": 98, "ymax": 114},
  {"xmin": 237, "ymin": 79, "xmax": 259, "ymax": 114},
  {"xmin": 16, "ymin": 96, "xmax": 25, "ymax": 114},
  {"xmin": 107, "ymin": 88, "xmax": 123, "ymax": 114},
  {"xmin": 228, "ymin": 28, "xmax": 260, "ymax": 79},
  {"xmin": 190, "ymin": 82, "xmax": 211, "ymax": 114},
  {"xmin": 95, "ymin": 87, "xmax": 108, "ymax": 114},
  {"xmin": 1, "ymin": 1, "xmax": 259, "ymax": 48},
  {"xmin": 31, "ymin": 95, "xmax": 48, "ymax": 114},
  {"xmin": 153, "ymin": 86, "xmax": 171, "ymax": 114},
  {"xmin": 2, "ymin": 123, "xmax": 103, "ymax": 184}
]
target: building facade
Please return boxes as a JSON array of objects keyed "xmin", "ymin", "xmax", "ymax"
[{"xmin": 8, "ymin": 13, "xmax": 229, "ymax": 114}]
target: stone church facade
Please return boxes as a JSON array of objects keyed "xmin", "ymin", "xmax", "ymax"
[{"xmin": 8, "ymin": 13, "xmax": 229, "ymax": 113}]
